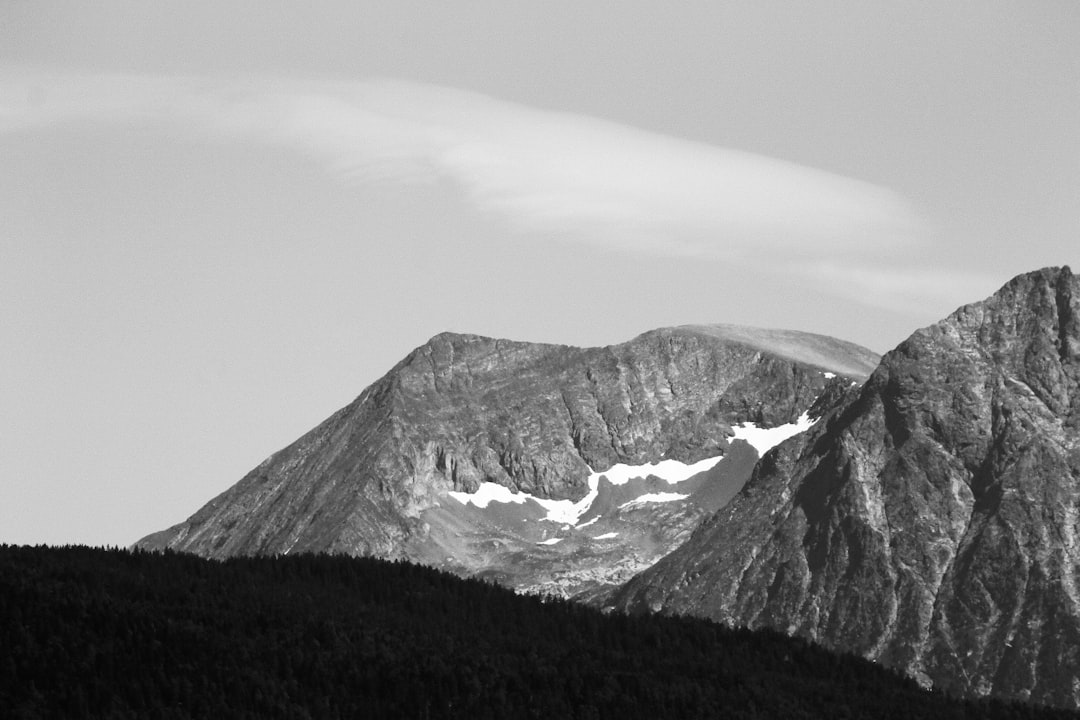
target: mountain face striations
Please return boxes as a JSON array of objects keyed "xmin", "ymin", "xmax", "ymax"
[
  {"xmin": 612, "ymin": 267, "xmax": 1080, "ymax": 707},
  {"xmin": 137, "ymin": 325, "xmax": 876, "ymax": 596}
]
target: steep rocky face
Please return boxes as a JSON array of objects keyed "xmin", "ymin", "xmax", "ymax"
[
  {"xmin": 612, "ymin": 267, "xmax": 1080, "ymax": 708},
  {"xmin": 136, "ymin": 324, "xmax": 876, "ymax": 595}
]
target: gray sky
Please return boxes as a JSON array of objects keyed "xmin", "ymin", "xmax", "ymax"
[{"xmin": 2, "ymin": 1, "xmax": 1078, "ymax": 546}]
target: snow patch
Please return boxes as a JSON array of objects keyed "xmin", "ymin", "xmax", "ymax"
[
  {"xmin": 591, "ymin": 456, "xmax": 724, "ymax": 486},
  {"xmin": 537, "ymin": 537, "xmax": 562, "ymax": 546},
  {"xmin": 533, "ymin": 493, "xmax": 595, "ymax": 525},
  {"xmin": 576, "ymin": 516, "xmax": 599, "ymax": 529},
  {"xmin": 447, "ymin": 453, "xmax": 723, "ymax": 527},
  {"xmin": 823, "ymin": 372, "xmax": 836, "ymax": 379},
  {"xmin": 568, "ymin": 455, "xmax": 722, "ymax": 524},
  {"xmin": 619, "ymin": 492, "xmax": 689, "ymax": 509},
  {"xmin": 447, "ymin": 481, "xmax": 594, "ymax": 525},
  {"xmin": 447, "ymin": 482, "xmax": 527, "ymax": 508},
  {"xmin": 593, "ymin": 532, "xmax": 619, "ymax": 540},
  {"xmin": 730, "ymin": 412, "xmax": 816, "ymax": 455}
]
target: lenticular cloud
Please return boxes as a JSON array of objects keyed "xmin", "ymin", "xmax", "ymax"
[{"xmin": 1, "ymin": 72, "xmax": 928, "ymax": 259}]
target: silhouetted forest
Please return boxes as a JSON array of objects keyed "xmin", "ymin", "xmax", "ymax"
[{"xmin": 1, "ymin": 545, "xmax": 1075, "ymax": 719}]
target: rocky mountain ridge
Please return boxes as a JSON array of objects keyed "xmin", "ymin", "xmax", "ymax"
[
  {"xmin": 612, "ymin": 266, "xmax": 1080, "ymax": 707},
  {"xmin": 137, "ymin": 324, "xmax": 877, "ymax": 595}
]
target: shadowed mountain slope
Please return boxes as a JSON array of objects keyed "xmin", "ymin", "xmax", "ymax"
[{"xmin": 613, "ymin": 267, "xmax": 1080, "ymax": 708}]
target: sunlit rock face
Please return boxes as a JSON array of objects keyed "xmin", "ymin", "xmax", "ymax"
[
  {"xmin": 612, "ymin": 267, "xmax": 1080, "ymax": 708},
  {"xmin": 136, "ymin": 324, "xmax": 876, "ymax": 597}
]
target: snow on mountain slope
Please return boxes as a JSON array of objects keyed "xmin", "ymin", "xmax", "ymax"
[
  {"xmin": 730, "ymin": 412, "xmax": 817, "ymax": 455},
  {"xmin": 448, "ymin": 455, "xmax": 724, "ymax": 526},
  {"xmin": 137, "ymin": 323, "xmax": 876, "ymax": 597}
]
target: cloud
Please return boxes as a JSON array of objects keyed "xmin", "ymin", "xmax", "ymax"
[
  {"xmin": 795, "ymin": 259, "xmax": 1004, "ymax": 319},
  {"xmin": 1, "ymin": 71, "xmax": 929, "ymax": 262}
]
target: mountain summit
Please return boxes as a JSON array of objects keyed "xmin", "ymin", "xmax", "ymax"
[
  {"xmin": 613, "ymin": 267, "xmax": 1080, "ymax": 707},
  {"xmin": 137, "ymin": 324, "xmax": 876, "ymax": 595}
]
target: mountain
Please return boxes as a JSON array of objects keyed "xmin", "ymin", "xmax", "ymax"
[
  {"xmin": 11, "ymin": 546, "xmax": 1078, "ymax": 720},
  {"xmin": 612, "ymin": 267, "xmax": 1080, "ymax": 707},
  {"xmin": 136, "ymin": 324, "xmax": 878, "ymax": 596}
]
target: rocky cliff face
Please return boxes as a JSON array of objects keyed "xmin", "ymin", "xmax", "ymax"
[
  {"xmin": 136, "ymin": 324, "xmax": 876, "ymax": 595},
  {"xmin": 612, "ymin": 267, "xmax": 1080, "ymax": 708}
]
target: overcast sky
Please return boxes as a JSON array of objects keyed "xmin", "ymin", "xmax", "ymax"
[{"xmin": 2, "ymin": 1, "xmax": 1078, "ymax": 546}]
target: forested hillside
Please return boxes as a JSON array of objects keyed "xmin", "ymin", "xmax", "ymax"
[{"xmin": 1, "ymin": 545, "xmax": 1074, "ymax": 720}]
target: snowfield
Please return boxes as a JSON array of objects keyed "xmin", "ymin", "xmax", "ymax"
[
  {"xmin": 447, "ymin": 454, "xmax": 724, "ymax": 526},
  {"xmin": 447, "ymin": 416, "xmax": 817, "ymax": 531},
  {"xmin": 447, "ymin": 482, "xmax": 528, "ymax": 509},
  {"xmin": 730, "ymin": 412, "xmax": 816, "ymax": 455},
  {"xmin": 590, "ymin": 456, "xmax": 724, "ymax": 485}
]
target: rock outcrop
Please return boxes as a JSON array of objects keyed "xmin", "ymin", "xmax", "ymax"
[
  {"xmin": 612, "ymin": 267, "xmax": 1080, "ymax": 708},
  {"xmin": 136, "ymin": 324, "xmax": 876, "ymax": 595}
]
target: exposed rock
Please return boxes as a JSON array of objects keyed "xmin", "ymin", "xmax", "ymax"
[
  {"xmin": 611, "ymin": 267, "xmax": 1080, "ymax": 708},
  {"xmin": 136, "ymin": 324, "xmax": 876, "ymax": 596}
]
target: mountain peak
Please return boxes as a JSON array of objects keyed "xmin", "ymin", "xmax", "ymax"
[
  {"xmin": 137, "ymin": 323, "xmax": 877, "ymax": 595},
  {"xmin": 612, "ymin": 266, "xmax": 1080, "ymax": 707}
]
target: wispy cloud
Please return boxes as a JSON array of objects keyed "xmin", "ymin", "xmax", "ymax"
[
  {"xmin": 1, "ymin": 71, "xmax": 930, "ymax": 258},
  {"xmin": 795, "ymin": 260, "xmax": 1004, "ymax": 319}
]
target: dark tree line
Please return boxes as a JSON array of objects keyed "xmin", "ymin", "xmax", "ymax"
[{"xmin": 1, "ymin": 544, "xmax": 1075, "ymax": 720}]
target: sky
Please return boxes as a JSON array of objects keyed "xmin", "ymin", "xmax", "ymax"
[{"xmin": 1, "ymin": 1, "xmax": 1078, "ymax": 547}]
